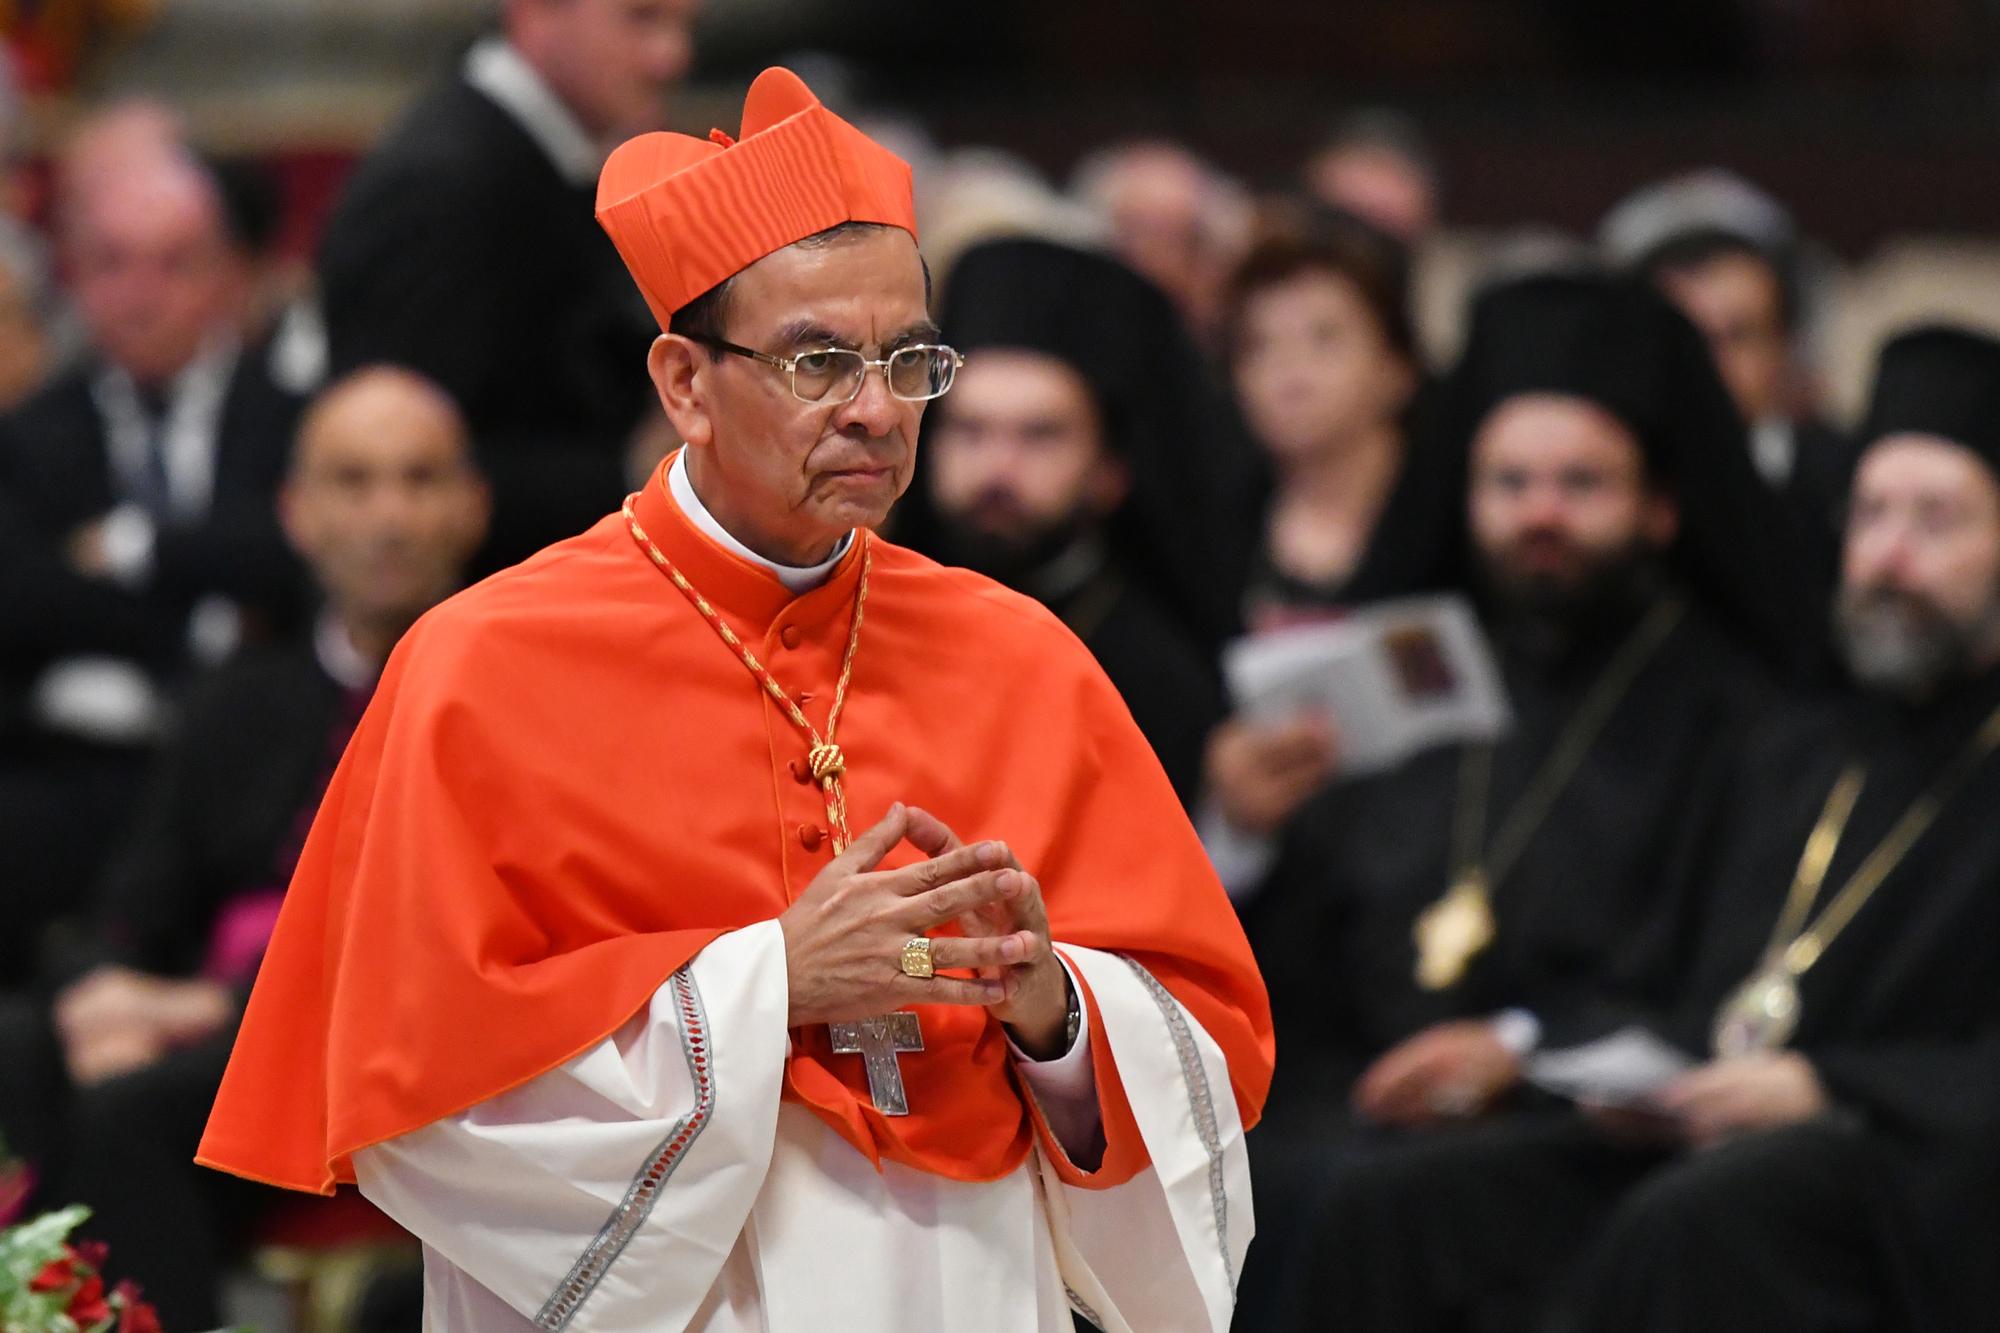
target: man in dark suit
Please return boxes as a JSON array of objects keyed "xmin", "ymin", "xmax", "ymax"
[
  {"xmin": 0, "ymin": 365, "xmax": 489, "ymax": 1328},
  {"xmin": 316, "ymin": 0, "xmax": 697, "ymax": 571},
  {"xmin": 0, "ymin": 149, "xmax": 305, "ymax": 972}
]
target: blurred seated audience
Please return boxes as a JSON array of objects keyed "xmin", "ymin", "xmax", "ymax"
[
  {"xmin": 1232, "ymin": 271, "xmax": 1824, "ymax": 1330},
  {"xmin": 1198, "ymin": 212, "xmax": 1421, "ymax": 870},
  {"xmin": 0, "ymin": 365, "xmax": 489, "ymax": 1329},
  {"xmin": 911, "ymin": 238, "xmax": 1230, "ymax": 804},
  {"xmin": 316, "ymin": 0, "xmax": 694, "ymax": 571},
  {"xmin": 1603, "ymin": 169, "xmax": 1851, "ymax": 572},
  {"xmin": 1301, "ymin": 110, "xmax": 1441, "ymax": 247},
  {"xmin": 0, "ymin": 146, "xmax": 306, "ymax": 977},
  {"xmin": 1070, "ymin": 140, "xmax": 1252, "ymax": 350},
  {"xmin": 1297, "ymin": 324, "xmax": 2000, "ymax": 1333}
]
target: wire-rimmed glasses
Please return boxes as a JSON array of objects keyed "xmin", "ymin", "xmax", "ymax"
[{"xmin": 693, "ymin": 335, "xmax": 963, "ymax": 404}]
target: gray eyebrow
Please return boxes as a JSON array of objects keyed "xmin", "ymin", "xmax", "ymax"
[{"xmin": 768, "ymin": 320, "xmax": 942, "ymax": 353}]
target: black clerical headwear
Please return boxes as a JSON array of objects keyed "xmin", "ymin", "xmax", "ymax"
[
  {"xmin": 1348, "ymin": 268, "xmax": 1826, "ymax": 679},
  {"xmin": 1860, "ymin": 325, "xmax": 2000, "ymax": 479},
  {"xmin": 906, "ymin": 236, "xmax": 1259, "ymax": 646}
]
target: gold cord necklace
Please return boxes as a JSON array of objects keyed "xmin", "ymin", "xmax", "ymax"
[
  {"xmin": 1414, "ymin": 596, "xmax": 1687, "ymax": 991},
  {"xmin": 1713, "ymin": 699, "xmax": 2000, "ymax": 1056},
  {"xmin": 622, "ymin": 489, "xmax": 872, "ymax": 854}
]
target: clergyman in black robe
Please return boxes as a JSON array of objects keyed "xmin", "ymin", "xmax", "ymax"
[
  {"xmin": 902, "ymin": 237, "xmax": 1248, "ymax": 805},
  {"xmin": 1294, "ymin": 323, "xmax": 2000, "ymax": 1333},
  {"xmin": 1234, "ymin": 271, "xmax": 1828, "ymax": 1329}
]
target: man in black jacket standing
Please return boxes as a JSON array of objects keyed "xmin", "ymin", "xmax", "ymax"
[
  {"xmin": 316, "ymin": 0, "xmax": 696, "ymax": 571},
  {"xmin": 0, "ymin": 149, "xmax": 305, "ymax": 970}
]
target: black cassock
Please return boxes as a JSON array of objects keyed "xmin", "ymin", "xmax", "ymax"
[
  {"xmin": 1246, "ymin": 596, "xmax": 1771, "ymax": 1114},
  {"xmin": 1294, "ymin": 666, "xmax": 2000, "ymax": 1333},
  {"xmin": 317, "ymin": 72, "xmax": 658, "ymax": 570},
  {"xmin": 1233, "ymin": 596, "xmax": 1773, "ymax": 1329},
  {"xmin": 1043, "ymin": 558, "xmax": 1223, "ymax": 810}
]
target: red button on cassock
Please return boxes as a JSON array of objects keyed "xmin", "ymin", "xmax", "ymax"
[
  {"xmin": 798, "ymin": 824, "xmax": 825, "ymax": 851},
  {"xmin": 780, "ymin": 625, "xmax": 802, "ymax": 649}
]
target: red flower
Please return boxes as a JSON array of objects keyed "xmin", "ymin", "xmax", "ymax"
[
  {"xmin": 29, "ymin": 1255, "xmax": 76, "ymax": 1292},
  {"xmin": 68, "ymin": 1273, "xmax": 111, "ymax": 1325},
  {"xmin": 113, "ymin": 1281, "xmax": 163, "ymax": 1333},
  {"xmin": 74, "ymin": 1239, "xmax": 111, "ymax": 1271}
]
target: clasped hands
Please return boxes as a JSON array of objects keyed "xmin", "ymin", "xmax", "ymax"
[
  {"xmin": 778, "ymin": 803, "xmax": 1073, "ymax": 1059},
  {"xmin": 1355, "ymin": 1021, "xmax": 1829, "ymax": 1146}
]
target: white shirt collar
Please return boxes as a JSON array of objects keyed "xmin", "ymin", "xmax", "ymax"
[
  {"xmin": 667, "ymin": 451, "xmax": 854, "ymax": 594},
  {"xmin": 92, "ymin": 334, "xmax": 241, "ymax": 522},
  {"xmin": 315, "ymin": 612, "xmax": 381, "ymax": 691},
  {"xmin": 1750, "ymin": 417, "xmax": 1797, "ymax": 487},
  {"xmin": 463, "ymin": 37, "xmax": 602, "ymax": 187}
]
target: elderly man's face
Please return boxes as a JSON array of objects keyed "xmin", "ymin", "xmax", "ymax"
[
  {"xmin": 669, "ymin": 227, "xmax": 933, "ymax": 565},
  {"xmin": 66, "ymin": 165, "xmax": 237, "ymax": 386},
  {"xmin": 1839, "ymin": 434, "xmax": 2000, "ymax": 694}
]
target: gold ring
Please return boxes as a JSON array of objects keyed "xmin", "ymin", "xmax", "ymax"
[{"xmin": 900, "ymin": 937, "xmax": 935, "ymax": 979}]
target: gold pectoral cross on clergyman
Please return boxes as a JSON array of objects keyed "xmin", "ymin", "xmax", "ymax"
[{"xmin": 828, "ymin": 1012, "xmax": 924, "ymax": 1116}]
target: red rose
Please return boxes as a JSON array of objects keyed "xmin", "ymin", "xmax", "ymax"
[
  {"xmin": 68, "ymin": 1273, "xmax": 111, "ymax": 1325},
  {"xmin": 29, "ymin": 1256, "xmax": 76, "ymax": 1292},
  {"xmin": 114, "ymin": 1281, "xmax": 163, "ymax": 1333}
]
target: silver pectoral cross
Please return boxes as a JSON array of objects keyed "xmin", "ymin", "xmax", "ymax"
[{"xmin": 828, "ymin": 1012, "xmax": 924, "ymax": 1116}]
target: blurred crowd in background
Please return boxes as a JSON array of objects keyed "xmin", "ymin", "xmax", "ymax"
[{"xmin": 2, "ymin": 1, "xmax": 2000, "ymax": 1330}]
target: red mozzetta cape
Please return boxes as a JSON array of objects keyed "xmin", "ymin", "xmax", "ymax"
[{"xmin": 198, "ymin": 459, "xmax": 1273, "ymax": 1194}]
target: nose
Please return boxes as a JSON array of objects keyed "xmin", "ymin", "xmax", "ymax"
[
  {"xmin": 832, "ymin": 362, "xmax": 905, "ymax": 439},
  {"xmin": 1847, "ymin": 521, "xmax": 1914, "ymax": 588},
  {"xmin": 1518, "ymin": 480, "xmax": 1571, "ymax": 530}
]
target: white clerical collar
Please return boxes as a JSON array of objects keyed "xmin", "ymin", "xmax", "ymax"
[
  {"xmin": 463, "ymin": 37, "xmax": 602, "ymax": 187},
  {"xmin": 315, "ymin": 612, "xmax": 380, "ymax": 691},
  {"xmin": 667, "ymin": 451, "xmax": 854, "ymax": 594}
]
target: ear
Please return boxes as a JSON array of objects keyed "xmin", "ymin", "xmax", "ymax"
[
  {"xmin": 454, "ymin": 467, "xmax": 495, "ymax": 563},
  {"xmin": 1643, "ymin": 490, "xmax": 1680, "ymax": 549},
  {"xmin": 276, "ymin": 480, "xmax": 310, "ymax": 560},
  {"xmin": 648, "ymin": 334, "xmax": 714, "ymax": 451},
  {"xmin": 1088, "ymin": 451, "xmax": 1133, "ymax": 517},
  {"xmin": 1381, "ymin": 352, "xmax": 1420, "ymax": 418}
]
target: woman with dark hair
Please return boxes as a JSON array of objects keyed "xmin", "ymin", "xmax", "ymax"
[
  {"xmin": 1226, "ymin": 211, "xmax": 1421, "ymax": 628},
  {"xmin": 1202, "ymin": 211, "xmax": 1424, "ymax": 859}
]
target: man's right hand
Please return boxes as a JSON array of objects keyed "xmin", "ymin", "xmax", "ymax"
[
  {"xmin": 1203, "ymin": 714, "xmax": 1340, "ymax": 836},
  {"xmin": 53, "ymin": 966, "xmax": 234, "ymax": 1085},
  {"xmin": 779, "ymin": 803, "xmax": 1042, "ymax": 1029}
]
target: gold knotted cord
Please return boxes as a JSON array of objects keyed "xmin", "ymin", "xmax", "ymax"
[{"xmin": 622, "ymin": 492, "xmax": 871, "ymax": 854}]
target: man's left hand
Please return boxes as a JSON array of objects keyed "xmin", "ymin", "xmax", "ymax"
[
  {"xmin": 1654, "ymin": 1052, "xmax": 1829, "ymax": 1147},
  {"xmin": 905, "ymin": 807, "xmax": 1071, "ymax": 1059},
  {"xmin": 1352, "ymin": 1020, "xmax": 1521, "ymax": 1127}
]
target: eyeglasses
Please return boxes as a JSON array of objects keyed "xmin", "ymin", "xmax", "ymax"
[{"xmin": 692, "ymin": 335, "xmax": 963, "ymax": 404}]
